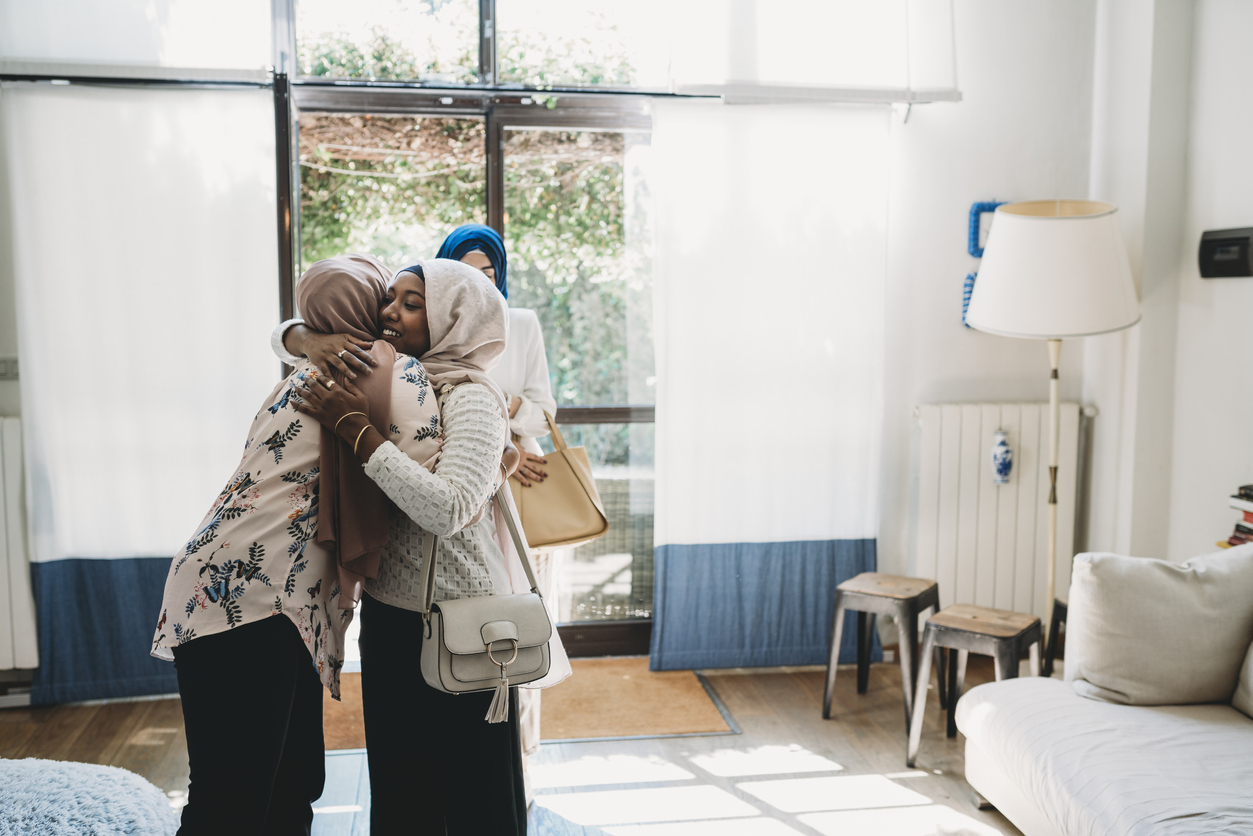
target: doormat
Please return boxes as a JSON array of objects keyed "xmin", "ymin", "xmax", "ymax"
[
  {"xmin": 324, "ymin": 672, "xmax": 366, "ymax": 752},
  {"xmin": 541, "ymin": 657, "xmax": 737, "ymax": 742},
  {"xmin": 324, "ymin": 658, "xmax": 739, "ymax": 749}
]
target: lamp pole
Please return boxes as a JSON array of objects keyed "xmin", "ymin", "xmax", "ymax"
[{"xmin": 1046, "ymin": 338, "xmax": 1061, "ymax": 644}]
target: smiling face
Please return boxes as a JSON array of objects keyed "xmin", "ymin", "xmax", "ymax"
[
  {"xmin": 380, "ymin": 270, "xmax": 431, "ymax": 357},
  {"xmin": 459, "ymin": 249, "xmax": 495, "ymax": 283}
]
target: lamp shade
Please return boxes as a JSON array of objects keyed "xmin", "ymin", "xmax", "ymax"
[{"xmin": 965, "ymin": 200, "xmax": 1140, "ymax": 339}]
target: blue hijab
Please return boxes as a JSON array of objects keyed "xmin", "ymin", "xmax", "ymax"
[{"xmin": 435, "ymin": 224, "xmax": 508, "ymax": 299}]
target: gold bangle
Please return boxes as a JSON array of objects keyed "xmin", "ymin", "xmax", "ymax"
[
  {"xmin": 353, "ymin": 424, "xmax": 372, "ymax": 457},
  {"xmin": 334, "ymin": 411, "xmax": 366, "ymax": 434}
]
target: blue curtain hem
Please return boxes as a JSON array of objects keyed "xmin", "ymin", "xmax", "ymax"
[
  {"xmin": 32, "ymin": 672, "xmax": 179, "ymax": 707},
  {"xmin": 649, "ymin": 538, "xmax": 880, "ymax": 672},
  {"xmin": 31, "ymin": 557, "xmax": 178, "ymax": 706}
]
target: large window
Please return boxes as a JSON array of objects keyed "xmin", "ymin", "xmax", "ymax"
[
  {"xmin": 290, "ymin": 3, "xmax": 658, "ymax": 642},
  {"xmin": 504, "ymin": 128, "xmax": 655, "ymax": 622}
]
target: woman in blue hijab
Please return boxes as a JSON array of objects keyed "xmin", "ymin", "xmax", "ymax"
[{"xmin": 436, "ymin": 223, "xmax": 508, "ymax": 298}]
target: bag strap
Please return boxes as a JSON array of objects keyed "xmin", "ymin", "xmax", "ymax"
[
  {"xmin": 543, "ymin": 411, "xmax": 568, "ymax": 451},
  {"xmin": 417, "ymin": 485, "xmax": 542, "ymax": 616}
]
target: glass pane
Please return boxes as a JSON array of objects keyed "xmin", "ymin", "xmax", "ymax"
[
  {"xmin": 296, "ymin": 0, "xmax": 478, "ymax": 83},
  {"xmin": 506, "ymin": 127, "xmax": 656, "ymax": 623},
  {"xmin": 299, "ymin": 114, "xmax": 485, "ymax": 269},
  {"xmin": 504, "ymin": 128, "xmax": 655, "ymax": 406},
  {"xmin": 497, "ymin": 0, "xmax": 671, "ymax": 89},
  {"xmin": 539, "ymin": 424, "xmax": 654, "ymax": 622}
]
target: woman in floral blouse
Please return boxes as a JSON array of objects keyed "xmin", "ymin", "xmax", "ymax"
[{"xmin": 151, "ymin": 254, "xmax": 483, "ymax": 835}]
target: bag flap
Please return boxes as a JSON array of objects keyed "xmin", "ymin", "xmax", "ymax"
[{"xmin": 433, "ymin": 593, "xmax": 553, "ymax": 654}]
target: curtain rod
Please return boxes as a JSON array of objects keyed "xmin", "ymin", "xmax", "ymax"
[
  {"xmin": 0, "ymin": 74, "xmax": 270, "ymax": 89},
  {"xmin": 292, "ymin": 78, "xmax": 715, "ymax": 100}
]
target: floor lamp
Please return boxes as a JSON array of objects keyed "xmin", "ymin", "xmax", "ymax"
[{"xmin": 965, "ymin": 200, "xmax": 1140, "ymax": 640}]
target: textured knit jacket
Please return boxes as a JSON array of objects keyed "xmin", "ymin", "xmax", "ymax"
[{"xmin": 363, "ymin": 383, "xmax": 510, "ymax": 608}]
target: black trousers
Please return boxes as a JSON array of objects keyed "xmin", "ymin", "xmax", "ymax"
[
  {"xmin": 359, "ymin": 592, "xmax": 527, "ymax": 836},
  {"xmin": 173, "ymin": 615, "xmax": 325, "ymax": 836}
]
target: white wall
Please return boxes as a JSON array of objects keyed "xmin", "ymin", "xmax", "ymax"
[
  {"xmin": 0, "ymin": 97, "xmax": 18, "ymax": 417},
  {"xmin": 1166, "ymin": 0, "xmax": 1253, "ymax": 558},
  {"xmin": 1083, "ymin": 0, "xmax": 1194, "ymax": 561},
  {"xmin": 879, "ymin": 0, "xmax": 1097, "ymax": 576}
]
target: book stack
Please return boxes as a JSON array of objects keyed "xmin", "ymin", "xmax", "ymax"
[{"xmin": 1219, "ymin": 485, "xmax": 1253, "ymax": 548}]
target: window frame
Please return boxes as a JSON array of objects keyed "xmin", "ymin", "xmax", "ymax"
[{"xmin": 282, "ymin": 3, "xmax": 661, "ymax": 651}]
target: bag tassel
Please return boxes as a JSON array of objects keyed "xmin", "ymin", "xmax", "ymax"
[{"xmin": 486, "ymin": 666, "xmax": 510, "ymax": 723}]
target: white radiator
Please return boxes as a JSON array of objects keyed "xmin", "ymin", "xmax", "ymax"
[
  {"xmin": 0, "ymin": 417, "xmax": 39, "ymax": 671},
  {"xmin": 915, "ymin": 403, "xmax": 1080, "ymax": 623}
]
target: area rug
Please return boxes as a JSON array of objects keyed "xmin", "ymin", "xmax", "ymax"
[
  {"xmin": 541, "ymin": 657, "xmax": 733, "ymax": 741},
  {"xmin": 323, "ymin": 672, "xmax": 366, "ymax": 751},
  {"xmin": 324, "ymin": 658, "xmax": 735, "ymax": 748},
  {"xmin": 0, "ymin": 757, "xmax": 180, "ymax": 835}
]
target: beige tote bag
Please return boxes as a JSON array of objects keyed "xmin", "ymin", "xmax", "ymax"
[{"xmin": 509, "ymin": 412, "xmax": 609, "ymax": 548}]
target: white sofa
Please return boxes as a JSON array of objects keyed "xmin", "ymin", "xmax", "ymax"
[{"xmin": 955, "ymin": 546, "xmax": 1253, "ymax": 836}]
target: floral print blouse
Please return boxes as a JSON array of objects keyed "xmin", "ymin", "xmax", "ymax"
[{"xmin": 151, "ymin": 355, "xmax": 443, "ymax": 698}]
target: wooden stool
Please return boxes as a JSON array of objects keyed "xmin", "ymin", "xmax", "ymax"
[
  {"xmin": 822, "ymin": 573, "xmax": 941, "ymax": 733},
  {"xmin": 1043, "ymin": 598, "xmax": 1067, "ymax": 677},
  {"xmin": 906, "ymin": 604, "xmax": 1042, "ymax": 768}
]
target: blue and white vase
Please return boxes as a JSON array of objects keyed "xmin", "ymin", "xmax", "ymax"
[{"xmin": 991, "ymin": 431, "xmax": 1013, "ymax": 485}]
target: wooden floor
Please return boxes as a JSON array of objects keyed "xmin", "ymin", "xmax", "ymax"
[
  {"xmin": 531, "ymin": 656, "xmax": 1022, "ymax": 834},
  {"xmin": 0, "ymin": 695, "xmax": 190, "ymax": 807},
  {"xmin": 0, "ymin": 656, "xmax": 1024, "ymax": 834}
]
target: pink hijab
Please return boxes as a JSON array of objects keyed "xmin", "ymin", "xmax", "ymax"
[{"xmin": 297, "ymin": 254, "xmax": 397, "ymax": 606}]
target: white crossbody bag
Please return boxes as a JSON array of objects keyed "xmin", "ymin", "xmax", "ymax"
[{"xmin": 416, "ymin": 484, "xmax": 553, "ymax": 723}]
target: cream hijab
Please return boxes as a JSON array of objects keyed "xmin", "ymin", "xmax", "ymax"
[
  {"xmin": 396, "ymin": 258, "xmax": 573, "ymax": 688},
  {"xmin": 394, "ymin": 258, "xmax": 510, "ymax": 418}
]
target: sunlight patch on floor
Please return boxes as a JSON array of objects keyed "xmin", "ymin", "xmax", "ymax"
[
  {"xmin": 799, "ymin": 804, "xmax": 1006, "ymax": 835},
  {"xmin": 737, "ymin": 774, "xmax": 932, "ymax": 814},
  {"xmin": 688, "ymin": 744, "xmax": 843, "ymax": 777},
  {"xmin": 603, "ymin": 819, "xmax": 806, "ymax": 835},
  {"xmin": 530, "ymin": 754, "xmax": 695, "ymax": 788},
  {"xmin": 534, "ymin": 785, "xmax": 760, "ymax": 826}
]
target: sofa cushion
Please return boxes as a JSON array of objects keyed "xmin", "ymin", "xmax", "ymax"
[
  {"xmin": 1235, "ymin": 640, "xmax": 1253, "ymax": 719},
  {"xmin": 956, "ymin": 677, "xmax": 1253, "ymax": 836},
  {"xmin": 1065, "ymin": 544, "xmax": 1253, "ymax": 705}
]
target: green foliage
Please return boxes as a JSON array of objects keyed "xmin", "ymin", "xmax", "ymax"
[
  {"xmin": 299, "ymin": 116, "xmax": 486, "ymax": 267},
  {"xmin": 297, "ymin": 32, "xmax": 654, "ymax": 470},
  {"xmin": 296, "ymin": 0, "xmax": 477, "ymax": 84},
  {"xmin": 497, "ymin": 12, "xmax": 635, "ymax": 87}
]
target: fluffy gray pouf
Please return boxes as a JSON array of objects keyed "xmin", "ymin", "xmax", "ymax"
[{"xmin": 0, "ymin": 758, "xmax": 179, "ymax": 836}]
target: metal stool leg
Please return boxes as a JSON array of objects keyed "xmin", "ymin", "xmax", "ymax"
[
  {"xmin": 994, "ymin": 642, "xmax": 1020, "ymax": 681},
  {"xmin": 947, "ymin": 649, "xmax": 968, "ymax": 738},
  {"xmin": 896, "ymin": 603, "xmax": 918, "ymax": 734},
  {"xmin": 822, "ymin": 594, "xmax": 848, "ymax": 719},
  {"xmin": 907, "ymin": 626, "xmax": 937, "ymax": 768},
  {"xmin": 1043, "ymin": 600, "xmax": 1066, "ymax": 677},
  {"xmin": 856, "ymin": 612, "xmax": 875, "ymax": 694},
  {"xmin": 945, "ymin": 649, "xmax": 959, "ymax": 738},
  {"xmin": 935, "ymin": 643, "xmax": 949, "ymax": 709}
]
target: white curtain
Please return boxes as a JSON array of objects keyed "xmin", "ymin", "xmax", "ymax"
[
  {"xmin": 668, "ymin": 0, "xmax": 957, "ymax": 96},
  {"xmin": 649, "ymin": 101, "xmax": 889, "ymax": 669},
  {"xmin": 1, "ymin": 83, "xmax": 279, "ymax": 701},
  {"xmin": 5, "ymin": 83, "xmax": 279, "ymax": 560},
  {"xmin": 0, "ymin": 0, "xmax": 271, "ymax": 79}
]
